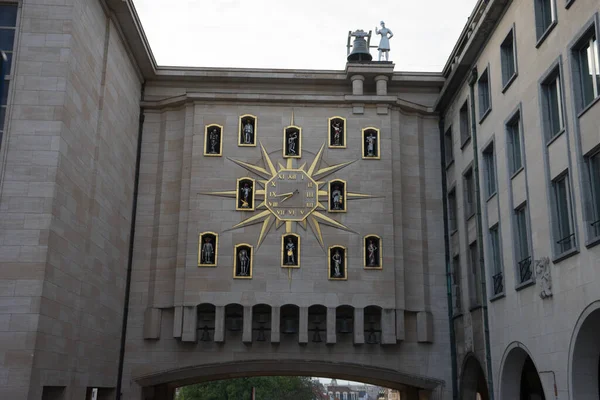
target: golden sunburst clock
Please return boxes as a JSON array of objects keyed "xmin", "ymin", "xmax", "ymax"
[{"xmin": 202, "ymin": 142, "xmax": 375, "ymax": 251}]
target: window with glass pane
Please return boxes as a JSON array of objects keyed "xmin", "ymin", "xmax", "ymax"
[
  {"xmin": 460, "ymin": 101, "xmax": 470, "ymax": 145},
  {"xmin": 588, "ymin": 151, "xmax": 600, "ymax": 238},
  {"xmin": 464, "ymin": 168, "xmax": 475, "ymax": 218},
  {"xmin": 553, "ymin": 174, "xmax": 575, "ymax": 254},
  {"xmin": 448, "ymin": 189, "xmax": 457, "ymax": 232},
  {"xmin": 483, "ymin": 143, "xmax": 496, "ymax": 197},
  {"xmin": 478, "ymin": 69, "xmax": 491, "ymax": 118},
  {"xmin": 541, "ymin": 71, "xmax": 564, "ymax": 142},
  {"xmin": 576, "ymin": 32, "xmax": 599, "ymax": 109},
  {"xmin": 515, "ymin": 205, "xmax": 532, "ymax": 283},
  {"xmin": 468, "ymin": 242, "xmax": 481, "ymax": 306},
  {"xmin": 534, "ymin": 0, "xmax": 556, "ymax": 40},
  {"xmin": 0, "ymin": 4, "xmax": 18, "ymax": 148},
  {"xmin": 452, "ymin": 256, "xmax": 461, "ymax": 312},
  {"xmin": 489, "ymin": 226, "xmax": 503, "ymax": 295},
  {"xmin": 501, "ymin": 29, "xmax": 517, "ymax": 87},
  {"xmin": 445, "ymin": 127, "xmax": 453, "ymax": 165},
  {"xmin": 506, "ymin": 113, "xmax": 522, "ymax": 175}
]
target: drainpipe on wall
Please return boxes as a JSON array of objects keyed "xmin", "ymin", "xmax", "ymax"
[
  {"xmin": 116, "ymin": 81, "xmax": 146, "ymax": 400},
  {"xmin": 439, "ymin": 115, "xmax": 459, "ymax": 400},
  {"xmin": 468, "ymin": 67, "xmax": 495, "ymax": 400}
]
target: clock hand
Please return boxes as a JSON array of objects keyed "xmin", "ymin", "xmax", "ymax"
[
  {"xmin": 279, "ymin": 189, "xmax": 299, "ymax": 204},
  {"xmin": 274, "ymin": 191, "xmax": 295, "ymax": 197}
]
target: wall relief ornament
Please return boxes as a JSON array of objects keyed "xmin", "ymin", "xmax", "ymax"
[
  {"xmin": 535, "ymin": 257, "xmax": 552, "ymax": 299},
  {"xmin": 363, "ymin": 234, "xmax": 382, "ymax": 269},
  {"xmin": 281, "ymin": 233, "xmax": 300, "ymax": 268},
  {"xmin": 239, "ymin": 114, "xmax": 257, "ymax": 146},
  {"xmin": 234, "ymin": 243, "xmax": 253, "ymax": 279},
  {"xmin": 362, "ymin": 127, "xmax": 381, "ymax": 159},
  {"xmin": 328, "ymin": 116, "xmax": 346, "ymax": 148},
  {"xmin": 204, "ymin": 124, "xmax": 223, "ymax": 156},
  {"xmin": 198, "ymin": 232, "xmax": 218, "ymax": 267},
  {"xmin": 328, "ymin": 245, "xmax": 347, "ymax": 280}
]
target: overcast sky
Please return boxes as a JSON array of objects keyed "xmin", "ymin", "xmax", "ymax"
[{"xmin": 132, "ymin": 0, "xmax": 478, "ymax": 72}]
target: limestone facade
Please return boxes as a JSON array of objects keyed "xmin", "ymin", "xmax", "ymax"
[{"xmin": 437, "ymin": 0, "xmax": 600, "ymax": 399}]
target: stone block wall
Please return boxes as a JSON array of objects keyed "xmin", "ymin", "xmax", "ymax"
[{"xmin": 0, "ymin": 1, "xmax": 141, "ymax": 399}]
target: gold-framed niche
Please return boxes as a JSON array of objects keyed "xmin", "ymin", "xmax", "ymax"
[
  {"xmin": 283, "ymin": 125, "xmax": 302, "ymax": 158},
  {"xmin": 328, "ymin": 245, "xmax": 347, "ymax": 280},
  {"xmin": 328, "ymin": 179, "xmax": 347, "ymax": 213},
  {"xmin": 238, "ymin": 114, "xmax": 257, "ymax": 147},
  {"xmin": 236, "ymin": 177, "xmax": 255, "ymax": 211},
  {"xmin": 198, "ymin": 231, "xmax": 218, "ymax": 267},
  {"xmin": 204, "ymin": 123, "xmax": 223, "ymax": 157},
  {"xmin": 361, "ymin": 127, "xmax": 381, "ymax": 160},
  {"xmin": 281, "ymin": 233, "xmax": 300, "ymax": 268},
  {"xmin": 233, "ymin": 243, "xmax": 253, "ymax": 279},
  {"xmin": 363, "ymin": 234, "xmax": 382, "ymax": 269},
  {"xmin": 328, "ymin": 116, "xmax": 347, "ymax": 148}
]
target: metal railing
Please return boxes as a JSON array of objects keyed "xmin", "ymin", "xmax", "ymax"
[
  {"xmin": 556, "ymin": 233, "xmax": 575, "ymax": 254},
  {"xmin": 591, "ymin": 219, "xmax": 600, "ymax": 238},
  {"xmin": 518, "ymin": 256, "xmax": 532, "ymax": 283},
  {"xmin": 492, "ymin": 272, "xmax": 504, "ymax": 295}
]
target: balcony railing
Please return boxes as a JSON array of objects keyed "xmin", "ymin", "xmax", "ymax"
[
  {"xmin": 591, "ymin": 219, "xmax": 600, "ymax": 238},
  {"xmin": 556, "ymin": 233, "xmax": 575, "ymax": 254},
  {"xmin": 518, "ymin": 256, "xmax": 532, "ymax": 283},
  {"xmin": 492, "ymin": 272, "xmax": 504, "ymax": 295}
]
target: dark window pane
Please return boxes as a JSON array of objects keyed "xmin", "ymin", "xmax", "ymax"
[
  {"xmin": 0, "ymin": 28, "xmax": 15, "ymax": 51},
  {"xmin": 1, "ymin": 79, "xmax": 8, "ymax": 105},
  {"xmin": 0, "ymin": 5, "xmax": 18, "ymax": 27},
  {"xmin": 0, "ymin": 106, "xmax": 5, "ymax": 129},
  {"xmin": 3, "ymin": 51, "xmax": 11, "ymax": 76},
  {"xmin": 580, "ymin": 44, "xmax": 596, "ymax": 106}
]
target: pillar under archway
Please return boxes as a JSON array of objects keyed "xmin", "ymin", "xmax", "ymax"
[{"xmin": 571, "ymin": 306, "xmax": 600, "ymax": 399}]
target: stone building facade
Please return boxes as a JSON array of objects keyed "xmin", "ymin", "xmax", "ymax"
[
  {"xmin": 0, "ymin": 0, "xmax": 599, "ymax": 400},
  {"xmin": 437, "ymin": 0, "xmax": 600, "ymax": 399}
]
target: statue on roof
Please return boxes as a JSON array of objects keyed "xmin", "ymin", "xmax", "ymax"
[{"xmin": 375, "ymin": 21, "xmax": 393, "ymax": 61}]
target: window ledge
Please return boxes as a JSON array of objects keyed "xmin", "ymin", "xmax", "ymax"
[
  {"xmin": 452, "ymin": 312, "xmax": 463, "ymax": 320},
  {"xmin": 566, "ymin": 0, "xmax": 575, "ymax": 9},
  {"xmin": 466, "ymin": 213, "xmax": 476, "ymax": 222},
  {"xmin": 450, "ymin": 229, "xmax": 459, "ymax": 237},
  {"xmin": 501, "ymin": 73, "xmax": 518, "ymax": 93},
  {"xmin": 546, "ymin": 128, "xmax": 565, "ymax": 146},
  {"xmin": 553, "ymin": 247, "xmax": 579, "ymax": 263},
  {"xmin": 536, "ymin": 21, "xmax": 558, "ymax": 48},
  {"xmin": 510, "ymin": 166, "xmax": 525, "ymax": 180},
  {"xmin": 486, "ymin": 192, "xmax": 498, "ymax": 202},
  {"xmin": 479, "ymin": 107, "xmax": 492, "ymax": 124},
  {"xmin": 577, "ymin": 95, "xmax": 600, "ymax": 119},
  {"xmin": 515, "ymin": 279, "xmax": 535, "ymax": 291},
  {"xmin": 446, "ymin": 158, "xmax": 455, "ymax": 169},
  {"xmin": 585, "ymin": 235, "xmax": 600, "ymax": 249},
  {"xmin": 489, "ymin": 292, "xmax": 505, "ymax": 302},
  {"xmin": 461, "ymin": 136, "xmax": 472, "ymax": 150},
  {"xmin": 469, "ymin": 305, "xmax": 483, "ymax": 312}
]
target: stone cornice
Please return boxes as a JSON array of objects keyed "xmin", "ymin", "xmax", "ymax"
[{"xmin": 141, "ymin": 93, "xmax": 435, "ymax": 114}]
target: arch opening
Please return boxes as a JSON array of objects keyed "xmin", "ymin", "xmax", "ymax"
[
  {"xmin": 571, "ymin": 308, "xmax": 600, "ymax": 399},
  {"xmin": 459, "ymin": 355, "xmax": 489, "ymax": 400},
  {"xmin": 500, "ymin": 345, "xmax": 546, "ymax": 400}
]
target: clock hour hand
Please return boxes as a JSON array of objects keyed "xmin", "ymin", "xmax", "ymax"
[{"xmin": 278, "ymin": 189, "xmax": 299, "ymax": 203}]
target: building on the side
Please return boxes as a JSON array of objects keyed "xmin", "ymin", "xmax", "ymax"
[
  {"xmin": 1, "ymin": 0, "xmax": 599, "ymax": 399},
  {"xmin": 436, "ymin": 0, "xmax": 600, "ymax": 398}
]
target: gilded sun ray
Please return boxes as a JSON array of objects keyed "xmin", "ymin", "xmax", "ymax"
[{"xmin": 201, "ymin": 143, "xmax": 373, "ymax": 252}]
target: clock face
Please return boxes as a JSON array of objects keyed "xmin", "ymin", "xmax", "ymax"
[{"xmin": 265, "ymin": 169, "xmax": 318, "ymax": 221}]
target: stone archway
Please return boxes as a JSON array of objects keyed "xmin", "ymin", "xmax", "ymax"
[
  {"xmin": 135, "ymin": 359, "xmax": 445, "ymax": 400},
  {"xmin": 499, "ymin": 343, "xmax": 546, "ymax": 400},
  {"xmin": 570, "ymin": 302, "xmax": 600, "ymax": 399},
  {"xmin": 459, "ymin": 354, "xmax": 489, "ymax": 400}
]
